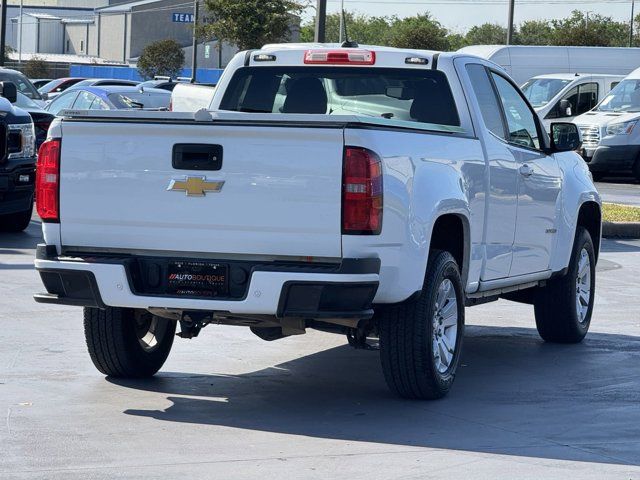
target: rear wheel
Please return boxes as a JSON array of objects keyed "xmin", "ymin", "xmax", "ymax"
[
  {"xmin": 534, "ymin": 227, "xmax": 595, "ymax": 343},
  {"xmin": 84, "ymin": 307, "xmax": 176, "ymax": 377},
  {"xmin": 0, "ymin": 204, "xmax": 33, "ymax": 232},
  {"xmin": 633, "ymin": 159, "xmax": 640, "ymax": 182},
  {"xmin": 378, "ymin": 250, "xmax": 464, "ymax": 400}
]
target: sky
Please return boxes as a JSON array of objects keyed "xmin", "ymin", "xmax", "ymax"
[{"xmin": 302, "ymin": 0, "xmax": 637, "ymax": 33}]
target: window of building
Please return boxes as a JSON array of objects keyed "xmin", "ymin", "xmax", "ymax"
[{"xmin": 80, "ymin": 40, "xmax": 84, "ymax": 53}]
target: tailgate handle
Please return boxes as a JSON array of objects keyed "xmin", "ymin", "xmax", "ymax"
[{"xmin": 172, "ymin": 144, "xmax": 223, "ymax": 171}]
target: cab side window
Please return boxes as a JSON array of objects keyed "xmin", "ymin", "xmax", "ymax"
[
  {"xmin": 491, "ymin": 72, "xmax": 541, "ymax": 150},
  {"xmin": 465, "ymin": 64, "xmax": 506, "ymax": 140},
  {"xmin": 576, "ymin": 83, "xmax": 598, "ymax": 114},
  {"xmin": 73, "ymin": 91, "xmax": 97, "ymax": 110}
]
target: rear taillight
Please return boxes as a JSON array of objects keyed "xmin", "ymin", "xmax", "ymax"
[
  {"xmin": 342, "ymin": 147, "xmax": 383, "ymax": 235},
  {"xmin": 36, "ymin": 138, "xmax": 61, "ymax": 222}
]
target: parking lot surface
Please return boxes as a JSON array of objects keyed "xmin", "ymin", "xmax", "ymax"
[
  {"xmin": 596, "ymin": 178, "xmax": 640, "ymax": 206},
  {"xmin": 0, "ymin": 218, "xmax": 639, "ymax": 479}
]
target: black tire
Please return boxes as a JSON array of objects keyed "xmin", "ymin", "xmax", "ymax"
[
  {"xmin": 534, "ymin": 227, "xmax": 595, "ymax": 343},
  {"xmin": 633, "ymin": 159, "xmax": 640, "ymax": 182},
  {"xmin": 84, "ymin": 307, "xmax": 176, "ymax": 378},
  {"xmin": 378, "ymin": 250, "xmax": 465, "ymax": 400},
  {"xmin": 0, "ymin": 204, "xmax": 33, "ymax": 232},
  {"xmin": 590, "ymin": 171, "xmax": 606, "ymax": 182}
]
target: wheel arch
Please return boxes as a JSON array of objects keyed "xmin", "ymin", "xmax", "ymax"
[
  {"xmin": 428, "ymin": 213, "xmax": 471, "ymax": 287},
  {"xmin": 576, "ymin": 201, "xmax": 602, "ymax": 261}
]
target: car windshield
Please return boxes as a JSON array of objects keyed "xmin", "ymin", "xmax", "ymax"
[
  {"xmin": 596, "ymin": 79, "xmax": 640, "ymax": 112},
  {"xmin": 38, "ymin": 79, "xmax": 64, "ymax": 93},
  {"xmin": 219, "ymin": 66, "xmax": 461, "ymax": 128},
  {"xmin": 521, "ymin": 78, "xmax": 572, "ymax": 108},
  {"xmin": 0, "ymin": 70, "xmax": 42, "ymax": 100},
  {"xmin": 107, "ymin": 91, "xmax": 170, "ymax": 109}
]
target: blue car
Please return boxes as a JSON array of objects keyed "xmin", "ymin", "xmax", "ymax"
[{"xmin": 45, "ymin": 85, "xmax": 171, "ymax": 116}]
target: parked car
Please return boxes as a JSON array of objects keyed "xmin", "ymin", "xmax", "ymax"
[
  {"xmin": 459, "ymin": 45, "xmax": 640, "ymax": 84},
  {"xmin": 139, "ymin": 79, "xmax": 178, "ymax": 92},
  {"xmin": 521, "ymin": 73, "xmax": 623, "ymax": 132},
  {"xmin": 0, "ymin": 82, "xmax": 37, "ymax": 232},
  {"xmin": 169, "ymin": 82, "xmax": 216, "ymax": 111},
  {"xmin": 38, "ymin": 77, "xmax": 86, "ymax": 101},
  {"xmin": 68, "ymin": 78, "xmax": 140, "ymax": 89},
  {"xmin": 45, "ymin": 86, "xmax": 170, "ymax": 115},
  {"xmin": 573, "ymin": 66, "xmax": 640, "ymax": 181},
  {"xmin": 0, "ymin": 68, "xmax": 45, "ymax": 106},
  {"xmin": 34, "ymin": 44, "xmax": 601, "ymax": 400},
  {"xmin": 14, "ymin": 93, "xmax": 55, "ymax": 150},
  {"xmin": 31, "ymin": 79, "xmax": 52, "ymax": 89}
]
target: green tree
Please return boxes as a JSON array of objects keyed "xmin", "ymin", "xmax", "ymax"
[
  {"xmin": 465, "ymin": 23, "xmax": 507, "ymax": 45},
  {"xmin": 203, "ymin": 0, "xmax": 302, "ymax": 50},
  {"xmin": 300, "ymin": 12, "xmax": 393, "ymax": 45},
  {"xmin": 137, "ymin": 39, "xmax": 185, "ymax": 80},
  {"xmin": 550, "ymin": 10, "xmax": 628, "ymax": 46},
  {"xmin": 516, "ymin": 20, "xmax": 553, "ymax": 45},
  {"xmin": 2, "ymin": 45, "xmax": 14, "ymax": 64},
  {"xmin": 23, "ymin": 55, "xmax": 49, "ymax": 78},
  {"xmin": 385, "ymin": 14, "xmax": 451, "ymax": 51},
  {"xmin": 446, "ymin": 32, "xmax": 467, "ymax": 50}
]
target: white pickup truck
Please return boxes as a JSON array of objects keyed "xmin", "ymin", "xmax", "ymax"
[{"xmin": 34, "ymin": 44, "xmax": 601, "ymax": 400}]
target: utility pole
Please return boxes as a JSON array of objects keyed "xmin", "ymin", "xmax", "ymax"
[
  {"xmin": 631, "ymin": 0, "xmax": 636, "ymax": 47},
  {"xmin": 506, "ymin": 0, "xmax": 515, "ymax": 45},
  {"xmin": 18, "ymin": 0, "xmax": 23, "ymax": 64},
  {"xmin": 314, "ymin": 0, "xmax": 327, "ymax": 43},
  {"xmin": 338, "ymin": 0, "xmax": 345, "ymax": 43},
  {"xmin": 0, "ymin": 0, "xmax": 7, "ymax": 66},
  {"xmin": 190, "ymin": 0, "xmax": 199, "ymax": 83}
]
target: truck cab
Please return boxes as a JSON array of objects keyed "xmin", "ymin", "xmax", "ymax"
[
  {"xmin": 573, "ymin": 67, "xmax": 640, "ymax": 180},
  {"xmin": 0, "ymin": 82, "xmax": 37, "ymax": 232},
  {"xmin": 521, "ymin": 73, "xmax": 623, "ymax": 132}
]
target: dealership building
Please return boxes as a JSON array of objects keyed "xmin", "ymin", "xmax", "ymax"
[{"xmin": 2, "ymin": 0, "xmax": 287, "ymax": 68}]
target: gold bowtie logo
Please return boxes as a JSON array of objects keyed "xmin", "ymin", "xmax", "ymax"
[{"xmin": 167, "ymin": 176, "xmax": 225, "ymax": 197}]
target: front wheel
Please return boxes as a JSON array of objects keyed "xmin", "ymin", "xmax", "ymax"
[
  {"xmin": 84, "ymin": 307, "xmax": 176, "ymax": 377},
  {"xmin": 378, "ymin": 250, "xmax": 465, "ymax": 400},
  {"xmin": 534, "ymin": 227, "xmax": 596, "ymax": 343},
  {"xmin": 0, "ymin": 204, "xmax": 33, "ymax": 232}
]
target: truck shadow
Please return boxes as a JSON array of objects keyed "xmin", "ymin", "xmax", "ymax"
[{"xmin": 111, "ymin": 325, "xmax": 640, "ymax": 466}]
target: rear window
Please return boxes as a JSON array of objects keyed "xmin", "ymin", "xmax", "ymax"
[{"xmin": 219, "ymin": 66, "xmax": 460, "ymax": 127}]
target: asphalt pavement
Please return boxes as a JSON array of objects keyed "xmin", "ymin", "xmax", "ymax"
[
  {"xmin": 596, "ymin": 177, "xmax": 640, "ymax": 206},
  {"xmin": 0, "ymin": 219, "xmax": 639, "ymax": 479}
]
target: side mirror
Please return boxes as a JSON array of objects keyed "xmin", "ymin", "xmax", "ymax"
[
  {"xmin": 385, "ymin": 86, "xmax": 414, "ymax": 100},
  {"xmin": 559, "ymin": 99, "xmax": 572, "ymax": 117},
  {"xmin": 41, "ymin": 92, "xmax": 49, "ymax": 101},
  {"xmin": 550, "ymin": 122, "xmax": 582, "ymax": 153},
  {"xmin": 0, "ymin": 82, "xmax": 17, "ymax": 103}
]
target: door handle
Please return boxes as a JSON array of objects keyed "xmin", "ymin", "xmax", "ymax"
[{"xmin": 519, "ymin": 164, "xmax": 534, "ymax": 177}]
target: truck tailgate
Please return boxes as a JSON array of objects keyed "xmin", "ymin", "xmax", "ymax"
[{"xmin": 58, "ymin": 120, "xmax": 344, "ymax": 258}]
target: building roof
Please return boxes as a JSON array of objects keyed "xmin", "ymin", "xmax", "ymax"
[{"xmin": 96, "ymin": 0, "xmax": 168, "ymax": 13}]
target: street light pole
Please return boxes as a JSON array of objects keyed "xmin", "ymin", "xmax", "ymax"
[
  {"xmin": 314, "ymin": 0, "xmax": 327, "ymax": 43},
  {"xmin": 190, "ymin": 0, "xmax": 199, "ymax": 83},
  {"xmin": 506, "ymin": 0, "xmax": 515, "ymax": 45},
  {"xmin": 631, "ymin": 0, "xmax": 636, "ymax": 47},
  {"xmin": 18, "ymin": 0, "xmax": 23, "ymax": 64}
]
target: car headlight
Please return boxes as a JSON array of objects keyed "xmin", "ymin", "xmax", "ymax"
[
  {"xmin": 606, "ymin": 120, "xmax": 637, "ymax": 136},
  {"xmin": 7, "ymin": 123, "xmax": 36, "ymax": 159}
]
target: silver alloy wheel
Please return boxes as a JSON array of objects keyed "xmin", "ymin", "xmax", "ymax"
[
  {"xmin": 576, "ymin": 248, "xmax": 592, "ymax": 323},
  {"xmin": 136, "ymin": 315, "xmax": 162, "ymax": 352},
  {"xmin": 432, "ymin": 278, "xmax": 459, "ymax": 374}
]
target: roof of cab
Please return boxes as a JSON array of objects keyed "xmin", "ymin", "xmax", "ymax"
[{"xmin": 528, "ymin": 73, "xmax": 626, "ymax": 80}]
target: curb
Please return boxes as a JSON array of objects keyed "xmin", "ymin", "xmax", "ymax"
[{"xmin": 602, "ymin": 221, "xmax": 640, "ymax": 239}]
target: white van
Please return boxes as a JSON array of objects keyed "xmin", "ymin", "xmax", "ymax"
[
  {"xmin": 573, "ymin": 67, "xmax": 640, "ymax": 181},
  {"xmin": 521, "ymin": 73, "xmax": 623, "ymax": 131},
  {"xmin": 459, "ymin": 45, "xmax": 640, "ymax": 84}
]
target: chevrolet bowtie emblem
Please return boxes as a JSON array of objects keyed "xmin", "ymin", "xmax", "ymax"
[{"xmin": 167, "ymin": 176, "xmax": 225, "ymax": 196}]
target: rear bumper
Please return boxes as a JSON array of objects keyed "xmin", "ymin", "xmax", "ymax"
[
  {"xmin": 587, "ymin": 145, "xmax": 640, "ymax": 172},
  {"xmin": 33, "ymin": 245, "xmax": 380, "ymax": 319}
]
